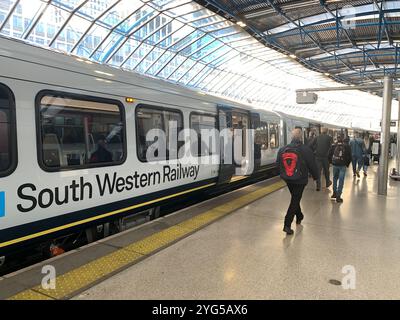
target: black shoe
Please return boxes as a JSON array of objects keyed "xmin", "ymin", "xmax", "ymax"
[
  {"xmin": 316, "ymin": 187, "xmax": 321, "ymax": 191},
  {"xmin": 336, "ymin": 197, "xmax": 343, "ymax": 203},
  {"xmin": 356, "ymin": 171, "xmax": 360, "ymax": 178},
  {"xmin": 283, "ymin": 226, "xmax": 294, "ymax": 235},
  {"xmin": 331, "ymin": 192, "xmax": 337, "ymax": 199},
  {"xmin": 326, "ymin": 181, "xmax": 332, "ymax": 188},
  {"xmin": 296, "ymin": 215, "xmax": 304, "ymax": 225}
]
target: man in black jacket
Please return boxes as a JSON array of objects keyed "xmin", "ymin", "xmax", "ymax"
[
  {"xmin": 315, "ymin": 128, "xmax": 333, "ymax": 191},
  {"xmin": 277, "ymin": 129, "xmax": 319, "ymax": 235},
  {"xmin": 328, "ymin": 134, "xmax": 352, "ymax": 203}
]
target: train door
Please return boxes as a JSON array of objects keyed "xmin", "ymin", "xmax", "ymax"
[
  {"xmin": 217, "ymin": 105, "xmax": 235, "ymax": 184},
  {"xmin": 251, "ymin": 112, "xmax": 261, "ymax": 173},
  {"xmin": 217, "ymin": 105, "xmax": 253, "ymax": 184}
]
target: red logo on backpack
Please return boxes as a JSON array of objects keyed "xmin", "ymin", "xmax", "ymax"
[{"xmin": 282, "ymin": 152, "xmax": 298, "ymax": 177}]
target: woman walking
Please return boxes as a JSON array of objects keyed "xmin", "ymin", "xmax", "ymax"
[{"xmin": 363, "ymin": 133, "xmax": 372, "ymax": 177}]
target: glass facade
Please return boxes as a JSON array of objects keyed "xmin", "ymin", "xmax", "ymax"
[{"xmin": 0, "ymin": 0, "xmax": 386, "ymax": 130}]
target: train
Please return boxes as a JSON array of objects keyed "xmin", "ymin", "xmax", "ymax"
[{"xmin": 0, "ymin": 36, "xmax": 354, "ymax": 269}]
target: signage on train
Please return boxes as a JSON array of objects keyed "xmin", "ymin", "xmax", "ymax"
[{"xmin": 16, "ymin": 164, "xmax": 200, "ymax": 213}]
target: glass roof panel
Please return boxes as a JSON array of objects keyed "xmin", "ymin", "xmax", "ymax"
[
  {"xmin": 53, "ymin": 14, "xmax": 91, "ymax": 53},
  {"xmin": 187, "ymin": 14, "xmax": 222, "ymax": 29},
  {"xmin": 166, "ymin": 2, "xmax": 204, "ymax": 18},
  {"xmin": 157, "ymin": 23, "xmax": 192, "ymax": 48},
  {"xmin": 200, "ymin": 20, "xmax": 231, "ymax": 32},
  {"xmin": 75, "ymin": 0, "xmax": 120, "ymax": 21},
  {"xmin": 168, "ymin": 58, "xmax": 196, "ymax": 81},
  {"xmin": 168, "ymin": 29, "xmax": 205, "ymax": 52},
  {"xmin": 98, "ymin": 0, "xmax": 144, "ymax": 29},
  {"xmin": 2, "ymin": 0, "xmax": 44, "ymax": 38}
]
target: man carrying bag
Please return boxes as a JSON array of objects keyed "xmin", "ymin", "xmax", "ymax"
[{"xmin": 277, "ymin": 129, "xmax": 319, "ymax": 235}]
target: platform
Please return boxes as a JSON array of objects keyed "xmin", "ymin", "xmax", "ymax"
[{"xmin": 3, "ymin": 163, "xmax": 400, "ymax": 300}]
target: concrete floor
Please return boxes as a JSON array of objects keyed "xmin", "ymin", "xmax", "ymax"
[{"xmin": 74, "ymin": 163, "xmax": 400, "ymax": 300}]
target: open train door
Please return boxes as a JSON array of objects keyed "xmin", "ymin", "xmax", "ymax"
[
  {"xmin": 217, "ymin": 105, "xmax": 235, "ymax": 184},
  {"xmin": 251, "ymin": 112, "xmax": 261, "ymax": 173}
]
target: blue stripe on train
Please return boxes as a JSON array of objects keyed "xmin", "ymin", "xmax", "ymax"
[{"xmin": 0, "ymin": 192, "xmax": 5, "ymax": 217}]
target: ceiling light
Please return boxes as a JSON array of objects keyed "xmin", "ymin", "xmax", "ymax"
[
  {"xmin": 324, "ymin": 72, "xmax": 330, "ymax": 76},
  {"xmin": 237, "ymin": 21, "xmax": 247, "ymax": 28},
  {"xmin": 289, "ymin": 54, "xmax": 297, "ymax": 59}
]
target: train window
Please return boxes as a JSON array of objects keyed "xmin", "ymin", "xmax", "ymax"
[
  {"xmin": 136, "ymin": 105, "xmax": 183, "ymax": 162},
  {"xmin": 269, "ymin": 123, "xmax": 279, "ymax": 149},
  {"xmin": 255, "ymin": 121, "xmax": 268, "ymax": 150},
  {"xmin": 0, "ymin": 84, "xmax": 17, "ymax": 176},
  {"xmin": 37, "ymin": 93, "xmax": 125, "ymax": 170},
  {"xmin": 190, "ymin": 113, "xmax": 217, "ymax": 157}
]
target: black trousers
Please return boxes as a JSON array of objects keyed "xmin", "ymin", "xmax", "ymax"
[
  {"xmin": 284, "ymin": 183, "xmax": 306, "ymax": 228},
  {"xmin": 316, "ymin": 157, "xmax": 330, "ymax": 188}
]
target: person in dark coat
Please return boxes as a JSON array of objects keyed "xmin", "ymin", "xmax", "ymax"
[
  {"xmin": 315, "ymin": 128, "xmax": 333, "ymax": 191},
  {"xmin": 306, "ymin": 129, "xmax": 317, "ymax": 154},
  {"xmin": 276, "ymin": 128, "xmax": 319, "ymax": 235},
  {"xmin": 328, "ymin": 134, "xmax": 352, "ymax": 203},
  {"xmin": 90, "ymin": 135, "xmax": 113, "ymax": 163}
]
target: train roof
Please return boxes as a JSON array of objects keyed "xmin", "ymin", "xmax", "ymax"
[{"xmin": 0, "ymin": 36, "xmax": 279, "ymax": 118}]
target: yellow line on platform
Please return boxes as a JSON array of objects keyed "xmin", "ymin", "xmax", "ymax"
[{"xmin": 8, "ymin": 179, "xmax": 285, "ymax": 300}]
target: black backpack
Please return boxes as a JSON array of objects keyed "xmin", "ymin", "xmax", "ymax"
[
  {"xmin": 332, "ymin": 144, "xmax": 346, "ymax": 166},
  {"xmin": 279, "ymin": 145, "xmax": 307, "ymax": 181}
]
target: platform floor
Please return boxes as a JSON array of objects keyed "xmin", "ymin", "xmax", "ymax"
[{"xmin": 73, "ymin": 163, "xmax": 400, "ymax": 300}]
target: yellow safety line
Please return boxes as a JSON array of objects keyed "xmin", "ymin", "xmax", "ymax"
[
  {"xmin": 0, "ymin": 183, "xmax": 217, "ymax": 249},
  {"xmin": 8, "ymin": 179, "xmax": 285, "ymax": 300}
]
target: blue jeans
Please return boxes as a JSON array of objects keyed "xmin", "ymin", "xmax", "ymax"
[
  {"xmin": 352, "ymin": 156, "xmax": 363, "ymax": 174},
  {"xmin": 333, "ymin": 165, "xmax": 346, "ymax": 197}
]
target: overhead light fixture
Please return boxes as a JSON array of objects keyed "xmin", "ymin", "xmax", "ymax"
[
  {"xmin": 289, "ymin": 54, "xmax": 297, "ymax": 59},
  {"xmin": 324, "ymin": 72, "xmax": 330, "ymax": 76},
  {"xmin": 237, "ymin": 21, "xmax": 247, "ymax": 28}
]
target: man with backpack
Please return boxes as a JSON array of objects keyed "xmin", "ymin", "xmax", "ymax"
[
  {"xmin": 328, "ymin": 134, "xmax": 352, "ymax": 203},
  {"xmin": 277, "ymin": 128, "xmax": 319, "ymax": 235}
]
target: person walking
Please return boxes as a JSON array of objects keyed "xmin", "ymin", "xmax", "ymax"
[
  {"xmin": 363, "ymin": 134, "xmax": 372, "ymax": 176},
  {"xmin": 328, "ymin": 134, "xmax": 352, "ymax": 203},
  {"xmin": 306, "ymin": 129, "xmax": 317, "ymax": 154},
  {"xmin": 277, "ymin": 128, "xmax": 319, "ymax": 235},
  {"xmin": 315, "ymin": 128, "xmax": 333, "ymax": 191},
  {"xmin": 349, "ymin": 132, "xmax": 365, "ymax": 178}
]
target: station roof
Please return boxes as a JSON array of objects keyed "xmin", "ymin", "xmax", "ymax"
[
  {"xmin": 195, "ymin": 0, "xmax": 400, "ymax": 95},
  {"xmin": 0, "ymin": 0, "xmax": 396, "ymax": 130}
]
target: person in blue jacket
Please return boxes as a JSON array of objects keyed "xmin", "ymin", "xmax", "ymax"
[{"xmin": 349, "ymin": 132, "xmax": 365, "ymax": 178}]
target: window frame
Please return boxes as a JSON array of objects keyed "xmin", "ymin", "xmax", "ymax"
[
  {"xmin": 268, "ymin": 122, "xmax": 280, "ymax": 150},
  {"xmin": 35, "ymin": 90, "xmax": 127, "ymax": 172},
  {"xmin": 256, "ymin": 120, "xmax": 269, "ymax": 150},
  {"xmin": 0, "ymin": 83, "xmax": 18, "ymax": 177},
  {"xmin": 189, "ymin": 111, "xmax": 217, "ymax": 157},
  {"xmin": 135, "ymin": 103, "xmax": 184, "ymax": 163}
]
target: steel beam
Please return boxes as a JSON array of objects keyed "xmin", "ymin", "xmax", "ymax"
[{"xmin": 378, "ymin": 76, "xmax": 393, "ymax": 196}]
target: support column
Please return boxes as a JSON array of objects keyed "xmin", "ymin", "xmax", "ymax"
[
  {"xmin": 378, "ymin": 76, "xmax": 393, "ymax": 196},
  {"xmin": 397, "ymin": 97, "xmax": 400, "ymax": 173}
]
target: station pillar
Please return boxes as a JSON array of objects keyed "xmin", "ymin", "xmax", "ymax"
[
  {"xmin": 378, "ymin": 76, "xmax": 393, "ymax": 196},
  {"xmin": 397, "ymin": 97, "xmax": 400, "ymax": 173}
]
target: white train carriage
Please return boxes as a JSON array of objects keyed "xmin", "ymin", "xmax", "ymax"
[{"xmin": 0, "ymin": 37, "xmax": 287, "ymax": 256}]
